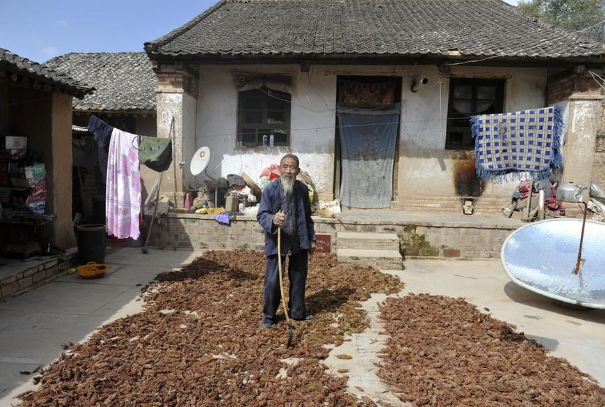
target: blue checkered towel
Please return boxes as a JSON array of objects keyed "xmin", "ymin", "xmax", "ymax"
[{"xmin": 471, "ymin": 105, "xmax": 563, "ymax": 181}]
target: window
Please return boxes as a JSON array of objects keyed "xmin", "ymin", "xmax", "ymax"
[
  {"xmin": 446, "ymin": 79, "xmax": 504, "ymax": 149},
  {"xmin": 237, "ymin": 88, "xmax": 291, "ymax": 147}
]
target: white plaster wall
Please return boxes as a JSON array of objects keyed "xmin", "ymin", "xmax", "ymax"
[
  {"xmin": 194, "ymin": 64, "xmax": 548, "ymax": 200},
  {"xmin": 399, "ymin": 65, "xmax": 548, "ymax": 198},
  {"xmin": 195, "ymin": 64, "xmax": 336, "ymax": 194}
]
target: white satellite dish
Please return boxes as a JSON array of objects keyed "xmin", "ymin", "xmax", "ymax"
[{"xmin": 190, "ymin": 146, "xmax": 210, "ymax": 176}]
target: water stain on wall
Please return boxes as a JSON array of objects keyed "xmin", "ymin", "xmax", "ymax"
[{"xmin": 453, "ymin": 152, "xmax": 484, "ymax": 197}]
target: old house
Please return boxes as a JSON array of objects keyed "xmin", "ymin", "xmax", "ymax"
[
  {"xmin": 45, "ymin": 52, "xmax": 158, "ymax": 221},
  {"xmin": 1, "ymin": 47, "xmax": 93, "ymax": 301},
  {"xmin": 144, "ymin": 0, "xmax": 605, "ymax": 214}
]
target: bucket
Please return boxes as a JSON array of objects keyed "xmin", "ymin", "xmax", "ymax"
[{"xmin": 76, "ymin": 224, "xmax": 106, "ymax": 264}]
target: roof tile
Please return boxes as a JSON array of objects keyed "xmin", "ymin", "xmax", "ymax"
[
  {"xmin": 0, "ymin": 47, "xmax": 92, "ymax": 96},
  {"xmin": 45, "ymin": 52, "xmax": 156, "ymax": 111},
  {"xmin": 146, "ymin": 0, "xmax": 605, "ymax": 60}
]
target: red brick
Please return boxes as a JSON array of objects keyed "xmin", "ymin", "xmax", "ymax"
[{"xmin": 443, "ymin": 249, "xmax": 460, "ymax": 258}]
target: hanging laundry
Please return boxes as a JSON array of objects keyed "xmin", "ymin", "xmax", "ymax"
[
  {"xmin": 87, "ymin": 115, "xmax": 114, "ymax": 185},
  {"xmin": 106, "ymin": 128, "xmax": 141, "ymax": 239},
  {"xmin": 471, "ymin": 105, "xmax": 563, "ymax": 181},
  {"xmin": 138, "ymin": 136, "xmax": 172, "ymax": 172}
]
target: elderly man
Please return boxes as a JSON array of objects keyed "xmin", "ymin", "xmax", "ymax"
[{"xmin": 257, "ymin": 154, "xmax": 316, "ymax": 329}]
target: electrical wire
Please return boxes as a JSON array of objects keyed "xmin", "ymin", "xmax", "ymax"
[{"xmin": 448, "ymin": 17, "xmax": 605, "ymax": 67}]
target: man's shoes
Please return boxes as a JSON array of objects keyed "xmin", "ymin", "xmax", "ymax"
[
  {"xmin": 292, "ymin": 314, "xmax": 315, "ymax": 321},
  {"xmin": 258, "ymin": 320, "xmax": 274, "ymax": 330}
]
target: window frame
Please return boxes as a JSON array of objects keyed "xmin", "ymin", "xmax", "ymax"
[
  {"xmin": 236, "ymin": 88, "xmax": 291, "ymax": 147},
  {"xmin": 446, "ymin": 78, "xmax": 505, "ymax": 150}
]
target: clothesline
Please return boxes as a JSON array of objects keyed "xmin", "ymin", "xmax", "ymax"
[{"xmin": 85, "ymin": 115, "xmax": 173, "ymax": 240}]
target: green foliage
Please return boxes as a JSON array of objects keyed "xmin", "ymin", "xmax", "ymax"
[{"xmin": 518, "ymin": 0, "xmax": 605, "ymax": 40}]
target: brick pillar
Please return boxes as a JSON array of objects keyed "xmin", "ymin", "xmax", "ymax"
[{"xmin": 154, "ymin": 63, "xmax": 199, "ymax": 207}]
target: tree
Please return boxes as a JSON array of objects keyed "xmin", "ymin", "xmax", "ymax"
[{"xmin": 518, "ymin": 0, "xmax": 605, "ymax": 40}]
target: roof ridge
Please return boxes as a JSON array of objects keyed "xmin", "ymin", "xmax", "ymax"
[{"xmin": 144, "ymin": 0, "xmax": 228, "ymax": 54}]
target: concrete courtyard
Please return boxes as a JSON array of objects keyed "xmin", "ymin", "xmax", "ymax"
[{"xmin": 0, "ymin": 249, "xmax": 603, "ymax": 406}]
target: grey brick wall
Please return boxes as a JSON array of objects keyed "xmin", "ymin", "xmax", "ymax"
[
  {"xmin": 147, "ymin": 214, "xmax": 519, "ymax": 260},
  {"xmin": 0, "ymin": 250, "xmax": 76, "ymax": 303}
]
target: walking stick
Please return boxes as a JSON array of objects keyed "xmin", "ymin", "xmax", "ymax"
[{"xmin": 277, "ymin": 225, "xmax": 294, "ymax": 348}]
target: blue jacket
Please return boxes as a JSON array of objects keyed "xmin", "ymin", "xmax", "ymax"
[{"xmin": 257, "ymin": 179, "xmax": 315, "ymax": 256}]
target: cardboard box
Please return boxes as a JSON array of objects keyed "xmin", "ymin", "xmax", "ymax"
[
  {"xmin": 26, "ymin": 192, "xmax": 46, "ymax": 204},
  {"xmin": 1, "ymin": 136, "xmax": 27, "ymax": 150},
  {"xmin": 225, "ymin": 195, "xmax": 240, "ymax": 213},
  {"xmin": 26, "ymin": 201, "xmax": 45, "ymax": 214},
  {"xmin": 11, "ymin": 163, "xmax": 45, "ymax": 178},
  {"xmin": 23, "ymin": 163, "xmax": 46, "ymax": 179},
  {"xmin": 30, "ymin": 180, "xmax": 47, "ymax": 195}
]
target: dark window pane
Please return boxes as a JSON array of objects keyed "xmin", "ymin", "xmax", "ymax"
[
  {"xmin": 447, "ymin": 80, "xmax": 504, "ymax": 149},
  {"xmin": 244, "ymin": 111, "xmax": 263, "ymax": 124},
  {"xmin": 477, "ymin": 101, "xmax": 495, "ymax": 114},
  {"xmin": 238, "ymin": 85, "xmax": 291, "ymax": 147},
  {"xmin": 273, "ymin": 132, "xmax": 288, "ymax": 146},
  {"xmin": 477, "ymin": 86, "xmax": 496, "ymax": 100},
  {"xmin": 449, "ymin": 132, "xmax": 464, "ymax": 146},
  {"xmin": 453, "ymin": 85, "xmax": 472, "ymax": 99},
  {"xmin": 267, "ymin": 111, "xmax": 286, "ymax": 124},
  {"xmin": 267, "ymin": 97, "xmax": 289, "ymax": 110},
  {"xmin": 453, "ymin": 100, "xmax": 472, "ymax": 114},
  {"xmin": 451, "ymin": 118, "xmax": 469, "ymax": 128},
  {"xmin": 244, "ymin": 96, "xmax": 264, "ymax": 107},
  {"xmin": 241, "ymin": 132, "xmax": 257, "ymax": 146}
]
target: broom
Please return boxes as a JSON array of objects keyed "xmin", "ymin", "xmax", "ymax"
[{"xmin": 277, "ymin": 224, "xmax": 294, "ymax": 348}]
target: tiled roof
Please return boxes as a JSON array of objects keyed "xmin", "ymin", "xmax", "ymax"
[
  {"xmin": 145, "ymin": 0, "xmax": 605, "ymax": 61},
  {"xmin": 0, "ymin": 48, "xmax": 93, "ymax": 97},
  {"xmin": 45, "ymin": 52, "xmax": 157, "ymax": 111}
]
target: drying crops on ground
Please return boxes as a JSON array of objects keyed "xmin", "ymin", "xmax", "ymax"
[
  {"xmin": 19, "ymin": 251, "xmax": 402, "ymax": 406},
  {"xmin": 377, "ymin": 294, "xmax": 605, "ymax": 406}
]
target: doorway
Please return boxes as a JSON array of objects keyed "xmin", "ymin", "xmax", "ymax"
[{"xmin": 334, "ymin": 76, "xmax": 401, "ymax": 208}]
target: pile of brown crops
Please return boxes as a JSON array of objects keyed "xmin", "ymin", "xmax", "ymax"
[
  {"xmin": 19, "ymin": 251, "xmax": 402, "ymax": 407},
  {"xmin": 377, "ymin": 294, "xmax": 605, "ymax": 406}
]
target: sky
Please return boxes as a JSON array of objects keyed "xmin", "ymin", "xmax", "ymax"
[{"xmin": 0, "ymin": 0, "xmax": 520, "ymax": 64}]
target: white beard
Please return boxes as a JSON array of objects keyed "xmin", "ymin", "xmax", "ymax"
[{"xmin": 281, "ymin": 175, "xmax": 294, "ymax": 196}]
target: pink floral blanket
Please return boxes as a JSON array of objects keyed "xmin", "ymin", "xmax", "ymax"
[{"xmin": 106, "ymin": 129, "xmax": 141, "ymax": 239}]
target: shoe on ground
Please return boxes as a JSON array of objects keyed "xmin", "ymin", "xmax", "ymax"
[
  {"xmin": 258, "ymin": 320, "xmax": 273, "ymax": 330},
  {"xmin": 292, "ymin": 314, "xmax": 314, "ymax": 321}
]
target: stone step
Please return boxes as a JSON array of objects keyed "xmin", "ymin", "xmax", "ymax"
[
  {"xmin": 337, "ymin": 249, "xmax": 404, "ymax": 270},
  {"xmin": 337, "ymin": 232, "xmax": 400, "ymax": 251}
]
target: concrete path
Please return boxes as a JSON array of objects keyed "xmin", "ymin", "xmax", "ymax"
[
  {"xmin": 324, "ymin": 259, "xmax": 605, "ymax": 406},
  {"xmin": 0, "ymin": 248, "xmax": 203, "ymax": 407}
]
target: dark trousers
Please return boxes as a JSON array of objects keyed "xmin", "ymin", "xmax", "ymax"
[{"xmin": 262, "ymin": 251, "xmax": 308, "ymax": 323}]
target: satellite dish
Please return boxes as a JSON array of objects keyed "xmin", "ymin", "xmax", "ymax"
[
  {"xmin": 501, "ymin": 218, "xmax": 605, "ymax": 309},
  {"xmin": 190, "ymin": 146, "xmax": 210, "ymax": 176}
]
